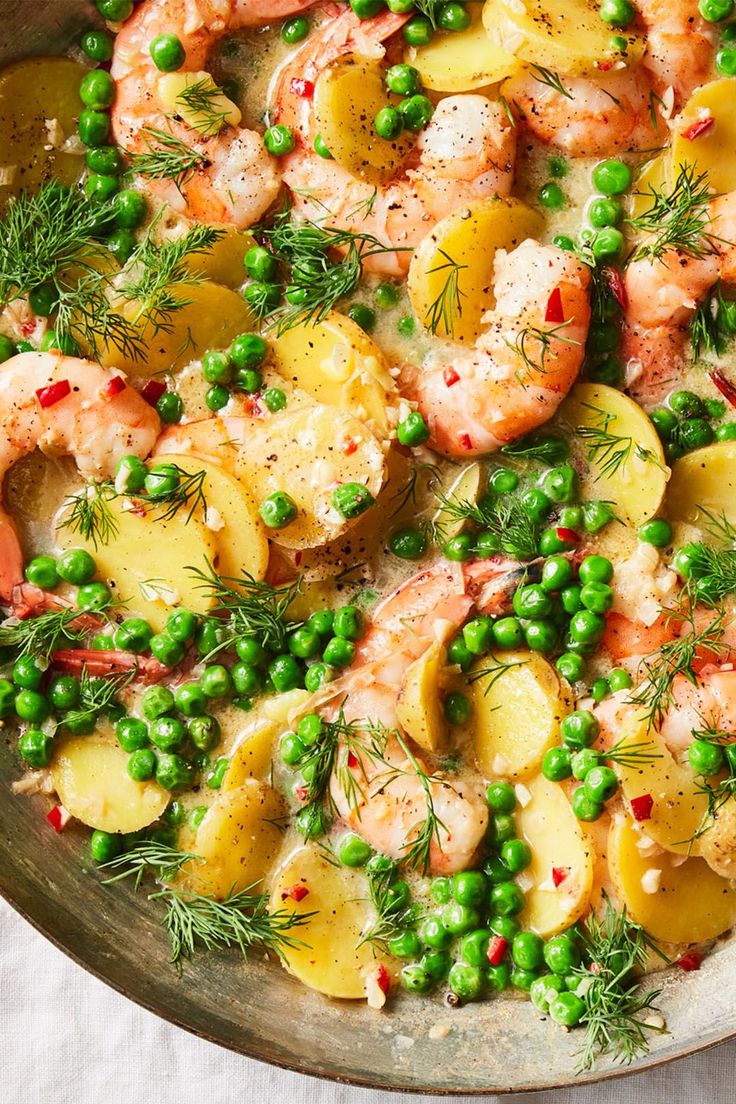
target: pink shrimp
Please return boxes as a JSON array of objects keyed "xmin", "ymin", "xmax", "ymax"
[
  {"xmin": 401, "ymin": 239, "xmax": 591, "ymax": 457},
  {"xmin": 270, "ymin": 7, "xmax": 516, "ymax": 276},
  {"xmin": 0, "ymin": 352, "xmax": 160, "ymax": 604},
  {"xmin": 110, "ymin": 0, "xmax": 319, "ymax": 227},
  {"xmin": 637, "ymin": 0, "xmax": 715, "ymax": 108}
]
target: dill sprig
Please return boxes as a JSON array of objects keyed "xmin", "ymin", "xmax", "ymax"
[
  {"xmin": 390, "ymin": 462, "xmax": 441, "ymax": 518},
  {"xmin": 359, "ymin": 862, "xmax": 422, "ymax": 950},
  {"xmin": 0, "ymin": 607, "xmax": 89, "ymax": 663},
  {"xmin": 129, "ymin": 126, "xmax": 208, "ymax": 194},
  {"xmin": 393, "ymin": 731, "xmax": 448, "ymax": 873},
  {"xmin": 424, "ymin": 249, "xmax": 467, "ymax": 336},
  {"xmin": 628, "ymin": 163, "xmax": 721, "ymax": 263},
  {"xmin": 188, "ymin": 562, "xmax": 303, "ymax": 655},
  {"xmin": 62, "ymin": 669, "xmax": 132, "ymax": 730},
  {"xmin": 467, "ymin": 653, "xmax": 526, "ymax": 693},
  {"xmin": 504, "ymin": 319, "xmax": 578, "ymax": 384},
  {"xmin": 575, "ymin": 403, "xmax": 663, "ymax": 479},
  {"xmin": 501, "ymin": 433, "xmax": 569, "ymax": 466},
  {"xmin": 432, "ymin": 487, "xmax": 541, "ymax": 559},
  {"xmin": 529, "ymin": 64, "xmax": 574, "ymax": 100},
  {"xmin": 575, "ymin": 897, "xmax": 667, "ymax": 1073},
  {"xmin": 602, "ymin": 737, "xmax": 662, "ymax": 769},
  {"xmin": 101, "ymin": 840, "xmax": 200, "ymax": 889},
  {"xmin": 690, "ymin": 282, "xmax": 734, "ymax": 361},
  {"xmin": 175, "ymin": 78, "xmax": 231, "ymax": 136},
  {"xmin": 413, "ymin": 0, "xmax": 446, "ymax": 28}
]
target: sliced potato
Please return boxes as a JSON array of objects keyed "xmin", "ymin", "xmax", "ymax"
[
  {"xmin": 52, "ymin": 733, "xmax": 168, "ymax": 833},
  {"xmin": 483, "ymin": 0, "xmax": 644, "ymax": 75},
  {"xmin": 560, "ymin": 382, "xmax": 668, "ymax": 526},
  {"xmin": 270, "ymin": 844, "xmax": 381, "ymax": 998},
  {"xmin": 671, "ymin": 80, "xmax": 736, "ymax": 195},
  {"xmin": 313, "ymin": 55, "xmax": 414, "ymax": 187},
  {"xmin": 608, "ymin": 813, "xmax": 736, "ymax": 944},
  {"xmin": 0, "ymin": 57, "xmax": 86, "ymax": 206},
  {"xmin": 185, "ymin": 226, "xmax": 255, "ymax": 288},
  {"xmin": 517, "ymin": 774, "xmax": 594, "ymax": 937},
  {"xmin": 469, "ymin": 652, "xmax": 570, "ymax": 779},
  {"xmin": 630, "ymin": 153, "xmax": 670, "ymax": 224},
  {"xmin": 158, "ymin": 70, "xmax": 241, "ymax": 135},
  {"xmin": 432, "ymin": 462, "xmax": 484, "ymax": 540},
  {"xmin": 406, "ymin": 3, "xmax": 519, "ymax": 92},
  {"xmin": 234, "ymin": 402, "xmax": 387, "ymax": 550},
  {"xmin": 270, "ymin": 311, "xmax": 397, "ymax": 436},
  {"xmin": 154, "ymin": 453, "xmax": 268, "ymax": 584},
  {"xmin": 665, "ymin": 440, "xmax": 736, "ymax": 528},
  {"xmin": 408, "ymin": 196, "xmax": 543, "ymax": 343},
  {"xmin": 700, "ymin": 797, "xmax": 736, "ymax": 879},
  {"xmin": 184, "ymin": 781, "xmax": 286, "ymax": 898},
  {"xmin": 611, "ymin": 716, "xmax": 709, "ymax": 856},
  {"xmin": 396, "ymin": 641, "xmax": 448, "ymax": 752},
  {"xmin": 223, "ymin": 689, "xmax": 310, "ymax": 790}
]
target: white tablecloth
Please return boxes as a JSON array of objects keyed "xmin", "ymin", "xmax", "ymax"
[{"xmin": 2, "ymin": 897, "xmax": 734, "ymax": 1104}]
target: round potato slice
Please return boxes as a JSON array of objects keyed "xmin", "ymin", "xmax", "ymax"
[
  {"xmin": 234, "ymin": 402, "xmax": 387, "ymax": 549},
  {"xmin": 608, "ymin": 813, "xmax": 736, "ymax": 944},
  {"xmin": 406, "ymin": 3, "xmax": 520, "ymax": 92},
  {"xmin": 0, "ymin": 57, "xmax": 86, "ymax": 206},
  {"xmin": 671, "ymin": 80, "xmax": 736, "ymax": 195},
  {"xmin": 52, "ymin": 734, "xmax": 168, "ymax": 833},
  {"xmin": 665, "ymin": 440, "xmax": 736, "ymax": 528},
  {"xmin": 516, "ymin": 774, "xmax": 594, "ymax": 937},
  {"xmin": 223, "ymin": 689, "xmax": 310, "ymax": 790},
  {"xmin": 482, "ymin": 0, "xmax": 644, "ymax": 76},
  {"xmin": 469, "ymin": 652, "xmax": 570, "ymax": 779},
  {"xmin": 408, "ymin": 196, "xmax": 543, "ymax": 343},
  {"xmin": 432, "ymin": 462, "xmax": 484, "ymax": 540},
  {"xmin": 313, "ymin": 55, "xmax": 414, "ymax": 187},
  {"xmin": 185, "ymin": 226, "xmax": 255, "ymax": 288},
  {"xmin": 270, "ymin": 844, "xmax": 382, "ymax": 998},
  {"xmin": 270, "ymin": 311, "xmax": 397, "ymax": 436},
  {"xmin": 560, "ymin": 382, "xmax": 668, "ymax": 526}
]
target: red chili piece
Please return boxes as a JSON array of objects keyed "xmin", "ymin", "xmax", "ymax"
[
  {"xmin": 545, "ymin": 286, "xmax": 565, "ymax": 324},
  {"xmin": 35, "ymin": 379, "xmax": 71, "ymax": 409},
  {"xmin": 604, "ymin": 266, "xmax": 627, "ymax": 311},
  {"xmin": 141, "ymin": 379, "xmax": 166, "ymax": 405},
  {"xmin": 708, "ymin": 369, "xmax": 736, "ymax": 409},
  {"xmin": 294, "ymin": 786, "xmax": 309, "ymax": 802},
  {"xmin": 102, "ymin": 375, "xmax": 126, "ymax": 399},
  {"xmin": 347, "ymin": 750, "xmax": 359, "ymax": 768},
  {"xmin": 555, "ymin": 527, "xmax": 579, "ymax": 543},
  {"xmin": 487, "ymin": 935, "xmax": 508, "ymax": 966},
  {"xmin": 630, "ymin": 793, "xmax": 654, "ymax": 821},
  {"xmin": 677, "ymin": 952, "xmax": 702, "ymax": 972},
  {"xmin": 681, "ymin": 116, "xmax": 714, "ymax": 142},
  {"xmin": 443, "ymin": 367, "xmax": 460, "ymax": 387},
  {"xmin": 342, "ymin": 438, "xmax": 358, "ymax": 456},
  {"xmin": 47, "ymin": 805, "xmax": 71, "ymax": 832},
  {"xmin": 552, "ymin": 866, "xmax": 569, "ymax": 887},
  {"xmin": 458, "ymin": 432, "xmax": 473, "ymax": 451},
  {"xmin": 376, "ymin": 964, "xmax": 391, "ymax": 994},
  {"xmin": 281, "ymin": 883, "xmax": 310, "ymax": 902},
  {"xmin": 290, "ymin": 77, "xmax": 314, "ymax": 98}
]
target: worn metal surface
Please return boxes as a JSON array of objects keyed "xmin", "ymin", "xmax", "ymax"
[{"xmin": 0, "ymin": 0, "xmax": 734, "ymax": 1090}]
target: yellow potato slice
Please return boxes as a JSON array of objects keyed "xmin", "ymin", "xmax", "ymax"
[
  {"xmin": 629, "ymin": 153, "xmax": 670, "ymax": 224},
  {"xmin": 560, "ymin": 383, "xmax": 668, "ymax": 526},
  {"xmin": 313, "ymin": 55, "xmax": 414, "ymax": 187},
  {"xmin": 406, "ymin": 3, "xmax": 520, "ymax": 92},
  {"xmin": 470, "ymin": 652, "xmax": 570, "ymax": 779},
  {"xmin": 396, "ymin": 641, "xmax": 448, "ymax": 752},
  {"xmin": 432, "ymin": 462, "xmax": 484, "ymax": 540},
  {"xmin": 184, "ymin": 781, "xmax": 286, "ymax": 898},
  {"xmin": 57, "ymin": 488, "xmax": 217, "ymax": 632},
  {"xmin": 270, "ymin": 844, "xmax": 382, "ymax": 998},
  {"xmin": 154, "ymin": 453, "xmax": 268, "ymax": 584},
  {"xmin": 158, "ymin": 71, "xmax": 241, "ymax": 135},
  {"xmin": 516, "ymin": 774, "xmax": 594, "ymax": 937},
  {"xmin": 671, "ymin": 80, "xmax": 736, "ymax": 195},
  {"xmin": 234, "ymin": 403, "xmax": 387, "ymax": 550},
  {"xmin": 608, "ymin": 813, "xmax": 736, "ymax": 944},
  {"xmin": 0, "ymin": 57, "xmax": 86, "ymax": 206},
  {"xmin": 97, "ymin": 282, "xmax": 254, "ymax": 377},
  {"xmin": 52, "ymin": 733, "xmax": 168, "ymax": 833},
  {"xmin": 185, "ymin": 226, "xmax": 255, "ymax": 288},
  {"xmin": 223, "ymin": 689, "xmax": 310, "ymax": 790},
  {"xmin": 482, "ymin": 0, "xmax": 644, "ymax": 76},
  {"xmin": 408, "ymin": 196, "xmax": 543, "ymax": 343},
  {"xmin": 270, "ymin": 311, "xmax": 397, "ymax": 436},
  {"xmin": 665, "ymin": 440, "xmax": 736, "ymax": 528},
  {"xmin": 611, "ymin": 716, "xmax": 709, "ymax": 856}
]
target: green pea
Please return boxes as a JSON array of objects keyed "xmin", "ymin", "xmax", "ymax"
[
  {"xmin": 560, "ymin": 585, "xmax": 583, "ymax": 615},
  {"xmin": 421, "ymin": 950, "xmax": 451, "ymax": 980},
  {"xmin": 571, "ymin": 748, "xmax": 600, "ymax": 780},
  {"xmin": 397, "ymin": 94, "xmax": 434, "ymax": 131},
  {"xmin": 452, "ymin": 870, "xmax": 487, "ymax": 907},
  {"xmin": 18, "ymin": 728, "xmax": 54, "ymax": 768},
  {"xmin": 149, "ymin": 715, "xmax": 186, "ymax": 753},
  {"xmin": 374, "ymin": 105, "xmax": 403, "ymax": 141},
  {"xmin": 332, "ymin": 482, "xmax": 375, "ymax": 519},
  {"xmin": 322, "ymin": 636, "xmax": 355, "ymax": 668},
  {"xmin": 512, "ymin": 931, "xmax": 545, "ymax": 971},
  {"xmin": 448, "ymin": 961, "xmax": 483, "ymax": 1000},
  {"xmin": 334, "ymin": 606, "xmax": 363, "ymax": 640},
  {"xmin": 678, "ymin": 417, "xmax": 714, "ymax": 451},
  {"xmin": 583, "ymin": 501, "xmax": 614, "ymax": 533},
  {"xmin": 571, "ymin": 786, "xmax": 603, "ymax": 821},
  {"xmin": 388, "ymin": 929, "xmax": 422, "ymax": 959},
  {"xmin": 608, "ymin": 667, "xmax": 632, "ymax": 692},
  {"xmin": 445, "ymin": 634, "xmax": 472, "ymax": 672},
  {"xmin": 556, "ymin": 652, "xmax": 585, "ymax": 682},
  {"xmin": 489, "ymin": 616, "xmax": 522, "ymax": 651},
  {"xmin": 524, "ymin": 619, "xmax": 558, "ymax": 654},
  {"xmin": 149, "ymin": 633, "xmax": 185, "ymax": 667},
  {"xmin": 513, "ymin": 583, "xmax": 552, "ymax": 620},
  {"xmin": 401, "ymin": 963, "xmax": 432, "ymax": 992},
  {"xmin": 127, "ymin": 748, "xmax": 156, "ymax": 781},
  {"xmin": 106, "ymin": 228, "xmax": 136, "ymax": 264},
  {"xmin": 442, "ymin": 901, "xmax": 480, "ymax": 935},
  {"xmin": 588, "ymin": 196, "xmax": 623, "ymax": 228},
  {"xmin": 57, "ymin": 547, "xmax": 96, "ymax": 585},
  {"xmin": 542, "ymin": 745, "xmax": 572, "ymax": 782},
  {"xmin": 458, "ymin": 929, "xmax": 489, "ymax": 967},
  {"xmin": 561, "ymin": 709, "xmax": 599, "ymax": 750},
  {"xmin": 444, "ymin": 691, "xmax": 471, "ymax": 725},
  {"xmin": 600, "ymin": 0, "xmax": 636, "ymax": 22},
  {"xmin": 486, "ymin": 962, "xmax": 512, "ymax": 991},
  {"xmin": 438, "ymin": 0, "xmax": 472, "ymax": 29},
  {"xmin": 337, "ymin": 831, "xmax": 372, "ymax": 867},
  {"xmin": 429, "ymin": 876, "xmax": 452, "ymax": 905},
  {"xmin": 552, "ymin": 234, "xmax": 575, "ymax": 251},
  {"xmin": 149, "ymin": 33, "xmax": 185, "ymax": 72},
  {"xmin": 0, "ymin": 334, "xmax": 15, "ymax": 362},
  {"xmin": 77, "ymin": 582, "xmax": 112, "ymax": 611},
  {"xmin": 15, "ymin": 690, "xmax": 50, "ymax": 723},
  {"xmin": 49, "ymin": 675, "xmax": 80, "ymax": 711},
  {"xmin": 584, "ymin": 764, "xmax": 618, "ymax": 801},
  {"xmin": 398, "ymin": 314, "xmax": 415, "ymax": 336},
  {"xmin": 0, "ymin": 679, "xmax": 15, "ymax": 718},
  {"xmin": 538, "ymin": 182, "xmax": 565, "ymax": 210},
  {"xmin": 286, "ymin": 628, "xmax": 318, "ymax": 660},
  {"xmin": 173, "ymin": 682, "xmax": 207, "ymax": 718},
  {"xmin": 490, "ymin": 881, "xmax": 525, "ymax": 916},
  {"xmin": 79, "ymin": 108, "xmax": 110, "ymax": 147},
  {"xmin": 115, "ymin": 716, "xmax": 149, "ymax": 752},
  {"xmin": 403, "ymin": 14, "xmax": 434, "ymax": 45},
  {"xmin": 463, "ymin": 616, "xmax": 494, "ymax": 655},
  {"xmin": 96, "ymin": 0, "xmax": 133, "ymax": 18},
  {"xmin": 386, "ymin": 63, "xmax": 421, "ymax": 97},
  {"xmin": 141, "ymin": 685, "xmax": 174, "ymax": 721},
  {"xmin": 544, "ymin": 932, "xmax": 580, "ymax": 975},
  {"xmin": 501, "ymin": 839, "xmax": 531, "ymax": 873},
  {"xmin": 592, "ymin": 158, "xmax": 632, "ymax": 195},
  {"xmin": 207, "ymin": 756, "xmax": 229, "ymax": 789},
  {"xmin": 699, "ymin": 0, "xmax": 734, "ymax": 20},
  {"xmin": 155, "ymin": 752, "xmax": 194, "ymax": 790},
  {"xmin": 530, "ymin": 973, "xmax": 567, "ymax": 1012},
  {"xmin": 280, "ymin": 730, "xmax": 306, "ymax": 766},
  {"xmin": 580, "ymin": 581, "xmax": 613, "ymax": 614},
  {"xmin": 260, "ymin": 491, "xmax": 298, "ymax": 529},
  {"xmin": 281, "ymin": 14, "xmax": 310, "ymax": 42},
  {"xmin": 689, "ymin": 738, "xmax": 725, "ymax": 776},
  {"xmin": 484, "ymin": 781, "xmax": 515, "ymax": 815},
  {"xmin": 389, "ymin": 527, "xmax": 427, "ymax": 560},
  {"xmin": 579, "ymin": 555, "xmax": 613, "ymax": 583},
  {"xmin": 29, "ymin": 282, "xmax": 58, "ymax": 316},
  {"xmin": 541, "ymin": 555, "xmax": 574, "ymax": 592},
  {"xmin": 90, "ymin": 829, "xmax": 122, "ymax": 863},
  {"xmin": 268, "ymin": 653, "xmax": 304, "ymax": 691},
  {"xmin": 550, "ymin": 991, "xmax": 585, "ymax": 1026},
  {"xmin": 304, "ymin": 662, "xmax": 331, "ymax": 692},
  {"xmin": 716, "ymin": 43, "xmax": 736, "ymax": 74},
  {"xmin": 81, "ymin": 29, "xmax": 114, "ymax": 62},
  {"xmin": 588, "ymin": 354, "xmax": 622, "ymax": 386},
  {"xmin": 80, "ymin": 69, "xmax": 116, "ymax": 109},
  {"xmin": 541, "ymin": 466, "xmax": 579, "ymax": 506},
  {"xmin": 444, "ymin": 533, "xmax": 473, "ymax": 561},
  {"xmin": 511, "ymin": 966, "xmax": 537, "ymax": 991},
  {"xmin": 13, "ymin": 656, "xmax": 44, "ymax": 691},
  {"xmin": 264, "ymin": 124, "xmax": 296, "ymax": 156}
]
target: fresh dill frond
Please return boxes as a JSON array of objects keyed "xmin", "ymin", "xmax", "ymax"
[
  {"xmin": 432, "ymin": 488, "xmax": 541, "ymax": 559},
  {"xmin": 467, "ymin": 653, "xmax": 526, "ymax": 693},
  {"xmin": 628, "ymin": 163, "xmax": 721, "ymax": 263},
  {"xmin": 0, "ymin": 607, "xmax": 88, "ymax": 663},
  {"xmin": 62, "ymin": 669, "xmax": 132, "ymax": 730},
  {"xmin": 602, "ymin": 737, "xmax": 662, "ymax": 769},
  {"xmin": 390, "ymin": 462, "xmax": 441, "ymax": 518},
  {"xmin": 504, "ymin": 319, "xmax": 578, "ymax": 384},
  {"xmin": 101, "ymin": 840, "xmax": 200, "ymax": 889},
  {"xmin": 690, "ymin": 283, "xmax": 736, "ymax": 361},
  {"xmin": 175, "ymin": 78, "xmax": 231, "ymax": 136},
  {"xmin": 413, "ymin": 0, "xmax": 446, "ymax": 28},
  {"xmin": 575, "ymin": 897, "xmax": 667, "ymax": 1073},
  {"xmin": 575, "ymin": 403, "xmax": 662, "ymax": 479},
  {"xmin": 60, "ymin": 481, "xmax": 119, "ymax": 550},
  {"xmin": 690, "ymin": 773, "xmax": 736, "ymax": 842},
  {"xmin": 129, "ymin": 126, "xmax": 208, "ymax": 193},
  {"xmin": 188, "ymin": 562, "xmax": 303, "ymax": 655},
  {"xmin": 501, "ymin": 433, "xmax": 569, "ymax": 466},
  {"xmin": 424, "ymin": 249, "xmax": 467, "ymax": 336},
  {"xmin": 141, "ymin": 466, "xmax": 208, "ymax": 525},
  {"xmin": 648, "ymin": 90, "xmax": 665, "ymax": 130},
  {"xmin": 529, "ymin": 64, "xmax": 574, "ymax": 100},
  {"xmin": 360, "ymin": 861, "xmax": 422, "ymax": 950},
  {"xmin": 395, "ymin": 732, "xmax": 448, "ymax": 874}
]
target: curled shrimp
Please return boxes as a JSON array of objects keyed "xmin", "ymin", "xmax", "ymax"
[
  {"xmin": 110, "ymin": 0, "xmax": 317, "ymax": 227},
  {"xmin": 0, "ymin": 352, "xmax": 160, "ymax": 603},
  {"xmin": 401, "ymin": 239, "xmax": 591, "ymax": 457},
  {"xmin": 271, "ymin": 7, "xmax": 516, "ymax": 276},
  {"xmin": 637, "ymin": 0, "xmax": 715, "ymax": 108}
]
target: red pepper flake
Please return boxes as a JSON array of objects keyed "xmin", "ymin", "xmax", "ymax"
[
  {"xmin": 443, "ymin": 367, "xmax": 460, "ymax": 387},
  {"xmin": 102, "ymin": 375, "xmax": 126, "ymax": 400},
  {"xmin": 555, "ymin": 526, "xmax": 579, "ymax": 544},
  {"xmin": 596, "ymin": 59, "xmax": 614, "ymax": 71},
  {"xmin": 376, "ymin": 963, "xmax": 391, "ymax": 994},
  {"xmin": 682, "ymin": 115, "xmax": 714, "ymax": 142},
  {"xmin": 342, "ymin": 438, "xmax": 358, "ymax": 456},
  {"xmin": 281, "ymin": 883, "xmax": 310, "ymax": 902},
  {"xmin": 487, "ymin": 935, "xmax": 508, "ymax": 966},
  {"xmin": 545, "ymin": 286, "xmax": 565, "ymax": 324},
  {"xmin": 21, "ymin": 320, "xmax": 36, "ymax": 336},
  {"xmin": 630, "ymin": 793, "xmax": 654, "ymax": 821},
  {"xmin": 35, "ymin": 379, "xmax": 71, "ymax": 409},
  {"xmin": 589, "ymin": 961, "xmax": 602, "ymax": 975},
  {"xmin": 290, "ymin": 77, "xmax": 314, "ymax": 98},
  {"xmin": 294, "ymin": 551, "xmax": 303, "ymax": 566},
  {"xmin": 141, "ymin": 379, "xmax": 166, "ymax": 405},
  {"xmin": 708, "ymin": 368, "xmax": 736, "ymax": 409},
  {"xmin": 604, "ymin": 266, "xmax": 627, "ymax": 311},
  {"xmin": 294, "ymin": 786, "xmax": 309, "ymax": 802},
  {"xmin": 677, "ymin": 952, "xmax": 702, "ymax": 972},
  {"xmin": 47, "ymin": 804, "xmax": 71, "ymax": 832},
  {"xmin": 347, "ymin": 750, "xmax": 359, "ymax": 769},
  {"xmin": 458, "ymin": 431, "xmax": 473, "ymax": 451},
  {"xmin": 552, "ymin": 866, "xmax": 569, "ymax": 888}
]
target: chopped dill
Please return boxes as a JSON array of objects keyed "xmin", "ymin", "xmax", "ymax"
[
  {"xmin": 188, "ymin": 562, "xmax": 303, "ymax": 655},
  {"xmin": 0, "ymin": 606, "xmax": 89, "ymax": 663},
  {"xmin": 467, "ymin": 653, "xmax": 526, "ymax": 693},
  {"xmin": 129, "ymin": 126, "xmax": 208, "ymax": 194},
  {"xmin": 360, "ymin": 861, "xmax": 422, "ymax": 951},
  {"xmin": 628, "ymin": 163, "xmax": 722, "ymax": 263},
  {"xmin": 529, "ymin": 64, "xmax": 574, "ymax": 100},
  {"xmin": 504, "ymin": 319, "xmax": 578, "ymax": 384},
  {"xmin": 424, "ymin": 249, "xmax": 467, "ymax": 337},
  {"xmin": 432, "ymin": 487, "xmax": 541, "ymax": 559},
  {"xmin": 175, "ymin": 78, "xmax": 232, "ymax": 136},
  {"xmin": 575, "ymin": 403, "xmax": 663, "ymax": 479}
]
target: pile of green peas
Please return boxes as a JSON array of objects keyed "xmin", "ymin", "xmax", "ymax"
[
  {"xmin": 201, "ymin": 328, "xmax": 277, "ymax": 412},
  {"xmin": 374, "ymin": 65, "xmax": 434, "ymax": 141},
  {"xmin": 649, "ymin": 388, "xmax": 735, "ymax": 461},
  {"xmin": 346, "ymin": 0, "xmax": 471, "ymax": 43},
  {"xmin": 542, "ymin": 708, "xmax": 622, "ymax": 822}
]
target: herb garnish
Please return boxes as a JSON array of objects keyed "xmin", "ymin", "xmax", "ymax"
[
  {"xmin": 529, "ymin": 64, "xmax": 574, "ymax": 100},
  {"xmin": 575, "ymin": 403, "xmax": 663, "ymax": 479},
  {"xmin": 129, "ymin": 126, "xmax": 208, "ymax": 194},
  {"xmin": 62, "ymin": 669, "xmax": 132, "ymax": 730},
  {"xmin": 504, "ymin": 319, "xmax": 578, "ymax": 384},
  {"xmin": 628, "ymin": 163, "xmax": 721, "ymax": 263},
  {"xmin": 189, "ymin": 563, "xmax": 303, "ymax": 656},
  {"xmin": 467, "ymin": 653, "xmax": 526, "ymax": 692},
  {"xmin": 360, "ymin": 859, "xmax": 422, "ymax": 950},
  {"xmin": 424, "ymin": 249, "xmax": 467, "ymax": 336},
  {"xmin": 432, "ymin": 487, "xmax": 541, "ymax": 559},
  {"xmin": 0, "ymin": 606, "xmax": 89, "ymax": 664},
  {"xmin": 690, "ymin": 282, "xmax": 735, "ymax": 361},
  {"xmin": 175, "ymin": 78, "xmax": 232, "ymax": 136}
]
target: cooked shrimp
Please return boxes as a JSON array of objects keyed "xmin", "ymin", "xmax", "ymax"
[
  {"xmin": 271, "ymin": 8, "xmax": 516, "ymax": 276},
  {"xmin": 402, "ymin": 239, "xmax": 591, "ymax": 457},
  {"xmin": 636, "ymin": 0, "xmax": 715, "ymax": 108},
  {"xmin": 501, "ymin": 68, "xmax": 662, "ymax": 157},
  {"xmin": 0, "ymin": 352, "xmax": 160, "ymax": 603},
  {"xmin": 110, "ymin": 0, "xmax": 317, "ymax": 227}
]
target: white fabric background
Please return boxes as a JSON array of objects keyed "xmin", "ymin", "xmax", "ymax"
[{"xmin": 2, "ymin": 896, "xmax": 734, "ymax": 1104}]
